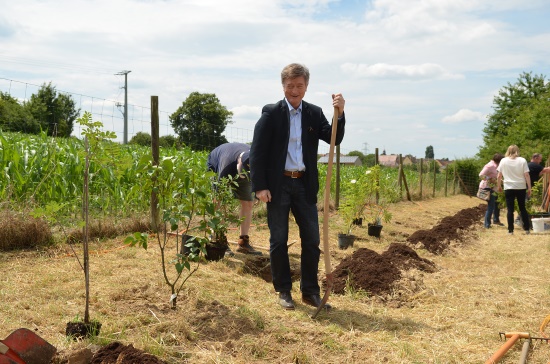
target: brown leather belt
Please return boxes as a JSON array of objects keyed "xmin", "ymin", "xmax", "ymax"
[{"xmin": 283, "ymin": 170, "xmax": 305, "ymax": 178}]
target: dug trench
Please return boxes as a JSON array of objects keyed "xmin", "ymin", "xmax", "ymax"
[
  {"xmin": 49, "ymin": 202, "xmax": 486, "ymax": 363},
  {"xmin": 244, "ymin": 204, "xmax": 485, "ymax": 300}
]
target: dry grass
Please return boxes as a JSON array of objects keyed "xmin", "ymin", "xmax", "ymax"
[
  {"xmin": 1, "ymin": 195, "xmax": 550, "ymax": 363},
  {"xmin": 65, "ymin": 216, "xmax": 150, "ymax": 243},
  {"xmin": 0, "ymin": 210, "xmax": 52, "ymax": 250}
]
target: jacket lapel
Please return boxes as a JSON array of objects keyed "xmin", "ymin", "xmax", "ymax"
[
  {"xmin": 280, "ymin": 100, "xmax": 290, "ymax": 133},
  {"xmin": 301, "ymin": 101, "xmax": 312, "ymax": 145}
]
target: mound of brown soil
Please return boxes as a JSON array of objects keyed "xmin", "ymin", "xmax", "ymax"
[
  {"xmin": 381, "ymin": 243, "xmax": 436, "ymax": 273},
  {"xmin": 91, "ymin": 342, "xmax": 166, "ymax": 364},
  {"xmin": 328, "ymin": 205, "xmax": 486, "ymax": 296},
  {"xmin": 406, "ymin": 204, "xmax": 485, "ymax": 254},
  {"xmin": 328, "ymin": 242, "xmax": 437, "ymax": 295},
  {"xmin": 247, "ymin": 204, "xmax": 485, "ymax": 298},
  {"xmin": 330, "ymin": 247, "xmax": 401, "ymax": 295},
  {"xmin": 242, "ymin": 255, "xmax": 300, "ymax": 283}
]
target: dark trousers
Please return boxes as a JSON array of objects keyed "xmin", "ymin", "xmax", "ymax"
[
  {"xmin": 504, "ymin": 189, "xmax": 529, "ymax": 233},
  {"xmin": 267, "ymin": 176, "xmax": 320, "ymax": 295},
  {"xmin": 484, "ymin": 190, "xmax": 500, "ymax": 227}
]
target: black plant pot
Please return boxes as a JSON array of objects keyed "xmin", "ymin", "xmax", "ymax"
[
  {"xmin": 66, "ymin": 320, "xmax": 102, "ymax": 340},
  {"xmin": 337, "ymin": 233, "xmax": 355, "ymax": 249},
  {"xmin": 367, "ymin": 223, "xmax": 383, "ymax": 238},
  {"xmin": 205, "ymin": 242, "xmax": 226, "ymax": 261},
  {"xmin": 352, "ymin": 218, "xmax": 363, "ymax": 226}
]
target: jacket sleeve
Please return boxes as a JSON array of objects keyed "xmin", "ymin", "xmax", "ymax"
[
  {"xmin": 319, "ymin": 110, "xmax": 346, "ymax": 146},
  {"xmin": 250, "ymin": 106, "xmax": 273, "ymax": 192}
]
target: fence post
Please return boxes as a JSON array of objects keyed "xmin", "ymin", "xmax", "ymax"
[
  {"xmin": 398, "ymin": 154, "xmax": 403, "ymax": 199},
  {"xmin": 453, "ymin": 165, "xmax": 457, "ymax": 195},
  {"xmin": 455, "ymin": 167, "xmax": 471, "ymax": 196},
  {"xmin": 419, "ymin": 158, "xmax": 423, "ymax": 199},
  {"xmin": 432, "ymin": 160, "xmax": 436, "ymax": 198},
  {"xmin": 150, "ymin": 96, "xmax": 160, "ymax": 232},
  {"xmin": 401, "ymin": 165, "xmax": 412, "ymax": 201},
  {"xmin": 375, "ymin": 148, "xmax": 379, "ymax": 204},
  {"xmin": 445, "ymin": 167, "xmax": 448, "ymax": 197}
]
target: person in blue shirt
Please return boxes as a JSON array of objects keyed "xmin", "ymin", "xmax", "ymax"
[
  {"xmin": 250, "ymin": 63, "xmax": 346, "ymax": 310},
  {"xmin": 207, "ymin": 142, "xmax": 262, "ymax": 256}
]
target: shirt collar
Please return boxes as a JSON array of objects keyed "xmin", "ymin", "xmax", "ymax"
[{"xmin": 285, "ymin": 98, "xmax": 302, "ymax": 113}]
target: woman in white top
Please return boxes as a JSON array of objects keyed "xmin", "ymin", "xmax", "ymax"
[{"xmin": 497, "ymin": 145, "xmax": 532, "ymax": 235}]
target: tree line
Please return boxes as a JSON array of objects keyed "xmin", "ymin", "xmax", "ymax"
[
  {"xmin": 3, "ymin": 72, "xmax": 549, "ymax": 162},
  {"xmin": 478, "ymin": 71, "xmax": 550, "ymax": 161},
  {"xmin": 0, "ymin": 86, "xmax": 234, "ymax": 151},
  {"xmin": 0, "ymin": 83, "xmax": 79, "ymax": 137}
]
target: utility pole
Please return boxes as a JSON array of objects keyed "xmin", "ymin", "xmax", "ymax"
[
  {"xmin": 363, "ymin": 142, "xmax": 369, "ymax": 155},
  {"xmin": 116, "ymin": 70, "xmax": 131, "ymax": 144}
]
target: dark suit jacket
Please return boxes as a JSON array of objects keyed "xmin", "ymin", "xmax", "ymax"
[{"xmin": 250, "ymin": 99, "xmax": 345, "ymax": 204}]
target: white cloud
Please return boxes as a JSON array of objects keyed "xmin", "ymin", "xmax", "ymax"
[
  {"xmin": 341, "ymin": 63, "xmax": 463, "ymax": 80},
  {"xmin": 442, "ymin": 109, "xmax": 486, "ymax": 124},
  {"xmin": 231, "ymin": 105, "xmax": 261, "ymax": 119},
  {"xmin": 413, "ymin": 123, "xmax": 428, "ymax": 129},
  {"xmin": 0, "ymin": 0, "xmax": 549, "ymax": 159}
]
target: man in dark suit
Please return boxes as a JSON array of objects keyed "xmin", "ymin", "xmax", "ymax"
[{"xmin": 250, "ymin": 63, "xmax": 346, "ymax": 310}]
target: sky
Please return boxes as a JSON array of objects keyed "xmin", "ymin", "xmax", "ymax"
[{"xmin": 1, "ymin": 0, "xmax": 549, "ymax": 159}]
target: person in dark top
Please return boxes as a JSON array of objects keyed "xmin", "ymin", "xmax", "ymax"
[
  {"xmin": 528, "ymin": 153, "xmax": 550, "ymax": 187},
  {"xmin": 207, "ymin": 142, "xmax": 261, "ymax": 256},
  {"xmin": 514, "ymin": 153, "xmax": 550, "ymax": 228},
  {"xmin": 250, "ymin": 63, "xmax": 346, "ymax": 310}
]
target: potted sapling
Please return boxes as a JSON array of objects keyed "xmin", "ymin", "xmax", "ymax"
[
  {"xmin": 125, "ymin": 151, "xmax": 212, "ymax": 309},
  {"xmin": 202, "ymin": 175, "xmax": 243, "ymax": 260}
]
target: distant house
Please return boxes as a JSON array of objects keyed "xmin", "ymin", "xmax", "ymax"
[
  {"xmin": 416, "ymin": 158, "xmax": 454, "ymax": 170},
  {"xmin": 402, "ymin": 155, "xmax": 416, "ymax": 165},
  {"xmin": 378, "ymin": 154, "xmax": 399, "ymax": 168},
  {"xmin": 437, "ymin": 159, "xmax": 453, "ymax": 170},
  {"xmin": 318, "ymin": 154, "xmax": 362, "ymax": 166}
]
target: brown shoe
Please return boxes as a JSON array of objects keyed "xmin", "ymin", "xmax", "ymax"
[{"xmin": 237, "ymin": 235, "xmax": 262, "ymax": 255}]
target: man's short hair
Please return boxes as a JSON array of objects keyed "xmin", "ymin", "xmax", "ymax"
[
  {"xmin": 281, "ymin": 63, "xmax": 310, "ymax": 86},
  {"xmin": 532, "ymin": 153, "xmax": 542, "ymax": 160}
]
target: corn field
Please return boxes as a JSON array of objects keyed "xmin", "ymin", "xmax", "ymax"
[
  {"xmin": 0, "ymin": 131, "xmax": 472, "ymax": 222},
  {"xmin": 0, "ymin": 131, "xmax": 208, "ymax": 220}
]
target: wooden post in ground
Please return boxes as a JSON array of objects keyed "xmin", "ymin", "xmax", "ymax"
[
  {"xmin": 452, "ymin": 165, "xmax": 457, "ymax": 195},
  {"xmin": 150, "ymin": 96, "xmax": 160, "ymax": 232},
  {"xmin": 398, "ymin": 154, "xmax": 403, "ymax": 199},
  {"xmin": 400, "ymin": 165, "xmax": 411, "ymax": 201},
  {"xmin": 455, "ymin": 168, "xmax": 471, "ymax": 197},
  {"xmin": 444, "ymin": 167, "xmax": 448, "ymax": 197},
  {"xmin": 375, "ymin": 148, "xmax": 379, "ymax": 204},
  {"xmin": 432, "ymin": 160, "xmax": 437, "ymax": 198},
  {"xmin": 419, "ymin": 158, "xmax": 423, "ymax": 199}
]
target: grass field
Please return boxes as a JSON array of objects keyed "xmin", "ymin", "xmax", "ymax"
[{"xmin": 2, "ymin": 195, "xmax": 550, "ymax": 363}]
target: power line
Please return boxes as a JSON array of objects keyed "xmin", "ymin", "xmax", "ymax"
[
  {"xmin": 0, "ymin": 76, "xmax": 356, "ymax": 154},
  {"xmin": 0, "ymin": 54, "xmax": 116, "ymax": 75},
  {"xmin": 116, "ymin": 71, "xmax": 131, "ymax": 144}
]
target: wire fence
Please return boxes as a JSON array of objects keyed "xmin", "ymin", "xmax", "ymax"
[
  {"xmin": 1, "ymin": 77, "xmax": 174, "ymax": 143},
  {"xmin": 0, "ymin": 77, "xmax": 355, "ymax": 155},
  {"xmin": 1, "ymin": 77, "xmax": 487, "ymax": 206}
]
